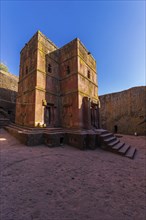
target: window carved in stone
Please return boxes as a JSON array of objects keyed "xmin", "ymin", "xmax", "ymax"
[
  {"xmin": 87, "ymin": 70, "xmax": 90, "ymax": 79},
  {"xmin": 66, "ymin": 65, "xmax": 70, "ymax": 74},
  {"xmin": 48, "ymin": 64, "xmax": 52, "ymax": 73},
  {"xmin": 26, "ymin": 66, "xmax": 28, "ymax": 74}
]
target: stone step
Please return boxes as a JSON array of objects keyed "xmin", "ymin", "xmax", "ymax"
[
  {"xmin": 98, "ymin": 129, "xmax": 108, "ymax": 132},
  {"xmin": 118, "ymin": 144, "xmax": 130, "ymax": 155},
  {"xmin": 44, "ymin": 131, "xmax": 64, "ymax": 134},
  {"xmin": 125, "ymin": 147, "xmax": 137, "ymax": 159},
  {"xmin": 8, "ymin": 124, "xmax": 64, "ymax": 133},
  {"xmin": 104, "ymin": 136, "xmax": 117, "ymax": 144},
  {"xmin": 9, "ymin": 124, "xmax": 32, "ymax": 130},
  {"xmin": 108, "ymin": 139, "xmax": 120, "ymax": 147},
  {"xmin": 112, "ymin": 142, "xmax": 125, "ymax": 151},
  {"xmin": 100, "ymin": 133, "xmax": 113, "ymax": 138},
  {"xmin": 100, "ymin": 130, "xmax": 109, "ymax": 135},
  {"xmin": 6, "ymin": 125, "xmax": 23, "ymax": 132}
]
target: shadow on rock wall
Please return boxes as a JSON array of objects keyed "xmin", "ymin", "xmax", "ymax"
[{"xmin": 0, "ymin": 88, "xmax": 17, "ymax": 122}]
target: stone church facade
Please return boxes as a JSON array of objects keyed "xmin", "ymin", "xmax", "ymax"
[{"xmin": 16, "ymin": 31, "xmax": 100, "ymax": 129}]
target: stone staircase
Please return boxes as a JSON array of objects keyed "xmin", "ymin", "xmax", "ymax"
[{"xmin": 98, "ymin": 129, "xmax": 136, "ymax": 159}]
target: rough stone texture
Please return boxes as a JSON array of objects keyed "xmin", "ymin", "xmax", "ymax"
[
  {"xmin": 5, "ymin": 124, "xmax": 100, "ymax": 149},
  {"xmin": 99, "ymin": 86, "xmax": 146, "ymax": 135},
  {"xmin": 44, "ymin": 133, "xmax": 65, "ymax": 148},
  {"xmin": 0, "ymin": 70, "xmax": 18, "ymax": 122},
  {"xmin": 16, "ymin": 31, "xmax": 99, "ymax": 129},
  {"xmin": 1, "ymin": 129, "xmax": 145, "ymax": 220}
]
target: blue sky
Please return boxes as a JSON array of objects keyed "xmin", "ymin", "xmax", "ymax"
[{"xmin": 0, "ymin": 0, "xmax": 145, "ymax": 95}]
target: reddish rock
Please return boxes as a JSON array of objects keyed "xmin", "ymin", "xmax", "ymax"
[{"xmin": 15, "ymin": 31, "xmax": 99, "ymax": 129}]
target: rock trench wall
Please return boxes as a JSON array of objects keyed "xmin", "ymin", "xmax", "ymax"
[
  {"xmin": 0, "ymin": 70, "xmax": 18, "ymax": 122},
  {"xmin": 99, "ymin": 86, "xmax": 146, "ymax": 135}
]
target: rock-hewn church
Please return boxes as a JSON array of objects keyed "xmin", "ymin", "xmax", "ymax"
[
  {"xmin": 16, "ymin": 31, "xmax": 100, "ymax": 129},
  {"xmin": 4, "ymin": 31, "xmax": 137, "ymax": 158}
]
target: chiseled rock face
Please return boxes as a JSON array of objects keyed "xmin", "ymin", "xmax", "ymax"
[
  {"xmin": 99, "ymin": 86, "xmax": 146, "ymax": 135},
  {"xmin": 0, "ymin": 70, "xmax": 18, "ymax": 96},
  {"xmin": 0, "ymin": 70, "xmax": 18, "ymax": 122}
]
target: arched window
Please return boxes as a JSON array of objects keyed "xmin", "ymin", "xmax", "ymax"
[
  {"xmin": 26, "ymin": 66, "xmax": 28, "ymax": 74},
  {"xmin": 87, "ymin": 70, "xmax": 90, "ymax": 79},
  {"xmin": 48, "ymin": 64, "xmax": 52, "ymax": 73},
  {"xmin": 66, "ymin": 66, "xmax": 70, "ymax": 74}
]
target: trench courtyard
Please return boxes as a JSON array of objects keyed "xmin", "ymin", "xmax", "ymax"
[{"xmin": 0, "ymin": 128, "xmax": 145, "ymax": 220}]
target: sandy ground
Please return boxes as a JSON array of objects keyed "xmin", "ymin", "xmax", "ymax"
[{"xmin": 0, "ymin": 128, "xmax": 146, "ymax": 220}]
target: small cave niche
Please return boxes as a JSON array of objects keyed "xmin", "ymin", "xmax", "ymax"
[
  {"xmin": 87, "ymin": 70, "xmax": 90, "ymax": 79},
  {"xmin": 48, "ymin": 64, "xmax": 52, "ymax": 73},
  {"xmin": 66, "ymin": 66, "xmax": 70, "ymax": 74},
  {"xmin": 26, "ymin": 66, "xmax": 28, "ymax": 74},
  {"xmin": 60, "ymin": 137, "xmax": 64, "ymax": 145},
  {"xmin": 114, "ymin": 125, "xmax": 118, "ymax": 133}
]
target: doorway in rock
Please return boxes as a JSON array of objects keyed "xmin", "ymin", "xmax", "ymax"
[
  {"xmin": 44, "ymin": 106, "xmax": 51, "ymax": 126},
  {"xmin": 114, "ymin": 125, "xmax": 118, "ymax": 133},
  {"xmin": 90, "ymin": 103, "xmax": 100, "ymax": 128}
]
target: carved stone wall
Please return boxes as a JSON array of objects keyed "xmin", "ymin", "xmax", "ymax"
[
  {"xmin": 77, "ymin": 40, "xmax": 99, "ymax": 128},
  {"xmin": 99, "ymin": 86, "xmax": 146, "ymax": 135},
  {"xmin": 35, "ymin": 31, "xmax": 58, "ymax": 127},
  {"xmin": 16, "ymin": 32, "xmax": 38, "ymax": 126},
  {"xmin": 0, "ymin": 70, "xmax": 18, "ymax": 122},
  {"xmin": 59, "ymin": 39, "xmax": 78, "ymax": 128}
]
